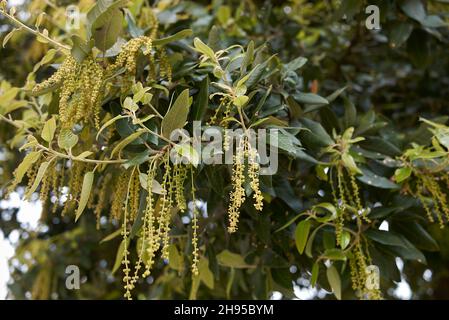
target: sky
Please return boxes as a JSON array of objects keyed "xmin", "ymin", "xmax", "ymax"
[{"xmin": 0, "ymin": 192, "xmax": 42, "ymax": 299}]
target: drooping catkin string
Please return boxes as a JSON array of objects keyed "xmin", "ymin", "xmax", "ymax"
[
  {"xmin": 122, "ymin": 167, "xmax": 135, "ymax": 300},
  {"xmin": 190, "ymin": 166, "xmax": 199, "ymax": 276},
  {"xmin": 227, "ymin": 135, "xmax": 246, "ymax": 233},
  {"xmin": 248, "ymin": 143, "xmax": 263, "ymax": 211}
]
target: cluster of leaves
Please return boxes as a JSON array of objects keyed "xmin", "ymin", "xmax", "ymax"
[{"xmin": 1, "ymin": 0, "xmax": 449, "ymax": 300}]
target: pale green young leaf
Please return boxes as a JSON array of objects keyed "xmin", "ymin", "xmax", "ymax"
[
  {"xmin": 75, "ymin": 171, "xmax": 94, "ymax": 222},
  {"xmin": 41, "ymin": 117, "xmax": 56, "ymax": 143},
  {"xmin": 110, "ymin": 130, "xmax": 145, "ymax": 159},
  {"xmin": 100, "ymin": 229, "xmax": 122, "ymax": 243},
  {"xmin": 193, "ymin": 37, "xmax": 216, "ymax": 62},
  {"xmin": 161, "ymin": 89, "xmax": 192, "ymax": 138},
  {"xmin": 199, "ymin": 257, "xmax": 214, "ymax": 289},
  {"xmin": 394, "ymin": 167, "xmax": 412, "ymax": 183},
  {"xmin": 326, "ymin": 265, "xmax": 342, "ymax": 300},
  {"xmin": 311, "ymin": 263, "xmax": 319, "ymax": 287},
  {"xmin": 112, "ymin": 239, "xmax": 128, "ymax": 274},
  {"xmin": 58, "ymin": 129, "xmax": 78, "ymax": 150},
  {"xmin": 217, "ymin": 250, "xmax": 253, "ymax": 268},
  {"xmin": 13, "ymin": 151, "xmax": 41, "ymax": 185},
  {"xmin": 153, "ymin": 29, "xmax": 192, "ymax": 46},
  {"xmin": 25, "ymin": 160, "xmax": 51, "ymax": 199},
  {"xmin": 168, "ymin": 244, "xmax": 184, "ymax": 272}
]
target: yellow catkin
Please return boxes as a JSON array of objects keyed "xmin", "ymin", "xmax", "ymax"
[
  {"xmin": 129, "ymin": 169, "xmax": 141, "ymax": 222},
  {"xmin": 416, "ymin": 187, "xmax": 435, "ymax": 223},
  {"xmin": 349, "ymin": 242, "xmax": 382, "ymax": 300},
  {"xmin": 39, "ymin": 162, "xmax": 52, "ymax": 204},
  {"xmin": 174, "ymin": 164, "xmax": 187, "ymax": 212},
  {"xmin": 107, "ymin": 36, "xmax": 153, "ymax": 76},
  {"xmin": 421, "ymin": 175, "xmax": 445, "ymax": 227},
  {"xmin": 121, "ymin": 170, "xmax": 133, "ymax": 300},
  {"xmin": 94, "ymin": 173, "xmax": 111, "ymax": 229},
  {"xmin": 335, "ymin": 166, "xmax": 347, "ymax": 246},
  {"xmin": 159, "ymin": 155, "xmax": 173, "ymax": 260},
  {"xmin": 159, "ymin": 49, "xmax": 172, "ymax": 82},
  {"xmin": 24, "ymin": 159, "xmax": 39, "ymax": 197},
  {"xmin": 33, "ymin": 56, "xmax": 77, "ymax": 94},
  {"xmin": 142, "ymin": 161, "xmax": 158, "ymax": 278},
  {"xmin": 190, "ymin": 167, "xmax": 200, "ymax": 276},
  {"xmin": 349, "ymin": 173, "xmax": 370, "ymax": 223},
  {"xmin": 111, "ymin": 171, "xmax": 130, "ymax": 220},
  {"xmin": 248, "ymin": 146, "xmax": 263, "ymax": 211},
  {"xmin": 227, "ymin": 137, "xmax": 246, "ymax": 233}
]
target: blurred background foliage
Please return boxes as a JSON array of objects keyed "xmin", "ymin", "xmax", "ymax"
[{"xmin": 1, "ymin": 0, "xmax": 449, "ymax": 300}]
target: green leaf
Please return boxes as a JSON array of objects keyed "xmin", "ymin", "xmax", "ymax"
[
  {"xmin": 323, "ymin": 248, "xmax": 347, "ymax": 261},
  {"xmin": 87, "ymin": 0, "xmax": 127, "ymax": 39},
  {"xmin": 326, "ymin": 265, "xmax": 341, "ymax": 300},
  {"xmin": 13, "ymin": 151, "xmax": 41, "ymax": 185},
  {"xmin": 299, "ymin": 118, "xmax": 334, "ymax": 147},
  {"xmin": 71, "ymin": 35, "xmax": 94, "ymax": 63},
  {"xmin": 389, "ymin": 22, "xmax": 413, "ymax": 48},
  {"xmin": 233, "ymin": 95, "xmax": 249, "ymax": 108},
  {"xmin": 193, "ymin": 37, "xmax": 216, "ymax": 62},
  {"xmin": 217, "ymin": 250, "xmax": 252, "ymax": 268},
  {"xmin": 340, "ymin": 231, "xmax": 351, "ymax": 250},
  {"xmin": 92, "ymin": 8, "xmax": 123, "ymax": 52},
  {"xmin": 311, "ymin": 263, "xmax": 319, "ymax": 288},
  {"xmin": 365, "ymin": 229, "xmax": 407, "ymax": 247},
  {"xmin": 295, "ymin": 220, "xmax": 311, "ymax": 254},
  {"xmin": 293, "ymin": 93, "xmax": 328, "ymax": 105},
  {"xmin": 192, "ymin": 76, "xmax": 209, "ymax": 121},
  {"xmin": 305, "ymin": 227, "xmax": 319, "ymax": 258},
  {"xmin": 394, "ymin": 167, "xmax": 412, "ymax": 183},
  {"xmin": 161, "ymin": 89, "xmax": 192, "ymax": 138},
  {"xmin": 110, "ymin": 130, "xmax": 145, "ymax": 158},
  {"xmin": 75, "ymin": 171, "xmax": 94, "ymax": 222},
  {"xmin": 100, "ymin": 229, "xmax": 121, "ymax": 243},
  {"xmin": 240, "ymin": 40, "xmax": 254, "ymax": 74},
  {"xmin": 25, "ymin": 161, "xmax": 51, "ymax": 199},
  {"xmin": 401, "ymin": 0, "xmax": 426, "ymax": 22},
  {"xmin": 342, "ymin": 153, "xmax": 362, "ymax": 175},
  {"xmin": 198, "ymin": 257, "xmax": 214, "ymax": 289},
  {"xmin": 283, "ymin": 56, "xmax": 307, "ymax": 75},
  {"xmin": 112, "ymin": 239, "xmax": 128, "ymax": 274},
  {"xmin": 394, "ymin": 222, "xmax": 439, "ymax": 252},
  {"xmin": 58, "ymin": 129, "xmax": 79, "ymax": 150},
  {"xmin": 96, "ymin": 115, "xmax": 127, "ymax": 140},
  {"xmin": 168, "ymin": 245, "xmax": 184, "ymax": 272},
  {"xmin": 173, "ymin": 143, "xmax": 200, "ymax": 167},
  {"xmin": 245, "ymin": 55, "xmax": 276, "ymax": 89},
  {"xmin": 153, "ymin": 29, "xmax": 192, "ymax": 46},
  {"xmin": 2, "ymin": 27, "xmax": 21, "ymax": 48},
  {"xmin": 41, "ymin": 117, "xmax": 56, "ymax": 143},
  {"xmin": 357, "ymin": 167, "xmax": 399, "ymax": 189}
]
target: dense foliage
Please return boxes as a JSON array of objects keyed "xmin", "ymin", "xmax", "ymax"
[{"xmin": 1, "ymin": 0, "xmax": 449, "ymax": 300}]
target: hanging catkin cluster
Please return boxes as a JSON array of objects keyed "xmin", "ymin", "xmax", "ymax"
[
  {"xmin": 33, "ymin": 56, "xmax": 104, "ymax": 129},
  {"xmin": 410, "ymin": 172, "xmax": 449, "ymax": 228},
  {"xmin": 227, "ymin": 135, "xmax": 263, "ymax": 233},
  {"xmin": 331, "ymin": 164, "xmax": 370, "ymax": 246},
  {"xmin": 349, "ymin": 242, "xmax": 382, "ymax": 300},
  {"xmin": 106, "ymin": 36, "xmax": 153, "ymax": 80},
  {"xmin": 118, "ymin": 154, "xmax": 196, "ymax": 300}
]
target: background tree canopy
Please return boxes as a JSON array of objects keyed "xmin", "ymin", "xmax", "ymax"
[{"xmin": 0, "ymin": 0, "xmax": 449, "ymax": 300}]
